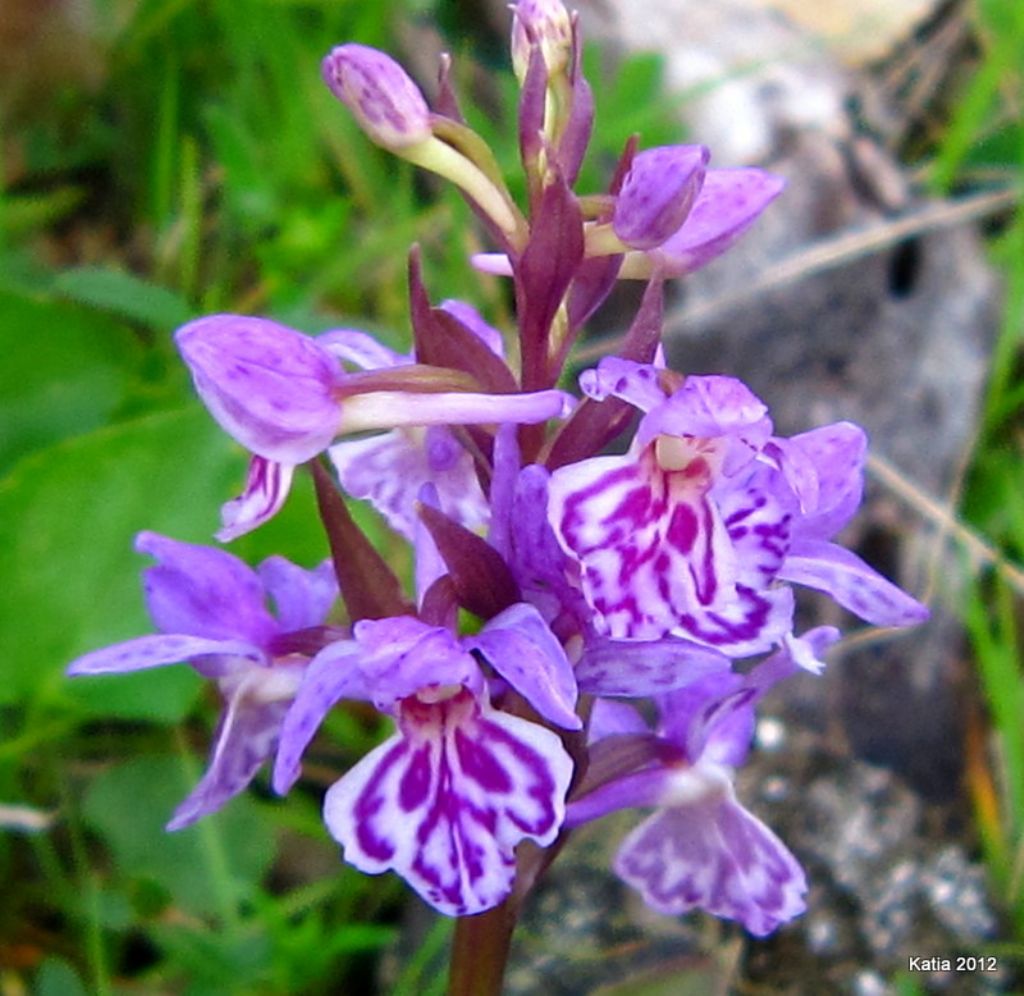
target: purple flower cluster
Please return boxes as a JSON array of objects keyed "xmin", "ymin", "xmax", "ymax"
[{"xmin": 68, "ymin": 0, "xmax": 927, "ymax": 935}]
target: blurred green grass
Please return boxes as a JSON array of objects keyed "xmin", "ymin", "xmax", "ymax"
[
  {"xmin": 1, "ymin": 0, "xmax": 1023, "ymax": 991},
  {"xmin": 933, "ymin": 0, "xmax": 1024, "ymax": 950}
]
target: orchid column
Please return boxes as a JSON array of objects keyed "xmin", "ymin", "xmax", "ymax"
[{"xmin": 66, "ymin": 2, "xmax": 928, "ymax": 994}]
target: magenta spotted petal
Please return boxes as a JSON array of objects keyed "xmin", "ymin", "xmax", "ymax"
[
  {"xmin": 273, "ymin": 617, "xmax": 484, "ymax": 796},
  {"xmin": 636, "ymin": 375, "xmax": 772, "ymax": 470},
  {"xmin": 714, "ymin": 473, "xmax": 793, "ymax": 590},
  {"xmin": 578, "ymin": 356, "xmax": 665, "ymax": 414},
  {"xmin": 353, "ymin": 617, "xmax": 483, "ymax": 712},
  {"xmin": 614, "ymin": 790, "xmax": 807, "ymax": 936},
  {"xmin": 323, "ymin": 688, "xmax": 572, "ymax": 916},
  {"xmin": 548, "ymin": 445, "xmax": 792, "ymax": 651}
]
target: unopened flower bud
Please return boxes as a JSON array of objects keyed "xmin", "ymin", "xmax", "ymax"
[
  {"xmin": 613, "ymin": 145, "xmax": 709, "ymax": 250},
  {"xmin": 511, "ymin": 0, "xmax": 573, "ymax": 83},
  {"xmin": 322, "ymin": 44, "xmax": 431, "ymax": 151}
]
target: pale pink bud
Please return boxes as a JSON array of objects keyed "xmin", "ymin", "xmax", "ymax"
[{"xmin": 322, "ymin": 44, "xmax": 431, "ymax": 150}]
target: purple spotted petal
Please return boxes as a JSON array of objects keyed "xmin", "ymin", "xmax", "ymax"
[
  {"xmin": 779, "ymin": 539, "xmax": 929, "ymax": 627},
  {"xmin": 135, "ymin": 532, "xmax": 277, "ymax": 645},
  {"xmin": 175, "ymin": 316, "xmax": 343, "ymax": 465},
  {"xmin": 468, "ymin": 602, "xmax": 580, "ymax": 730},
  {"xmin": 785, "ymin": 422, "xmax": 867, "ymax": 540},
  {"xmin": 578, "ymin": 357, "xmax": 666, "ymax": 413},
  {"xmin": 613, "ymin": 145, "xmax": 709, "ymax": 250},
  {"xmin": 614, "ymin": 792, "xmax": 807, "ymax": 936},
  {"xmin": 576, "ymin": 635, "xmax": 731, "ymax": 696},
  {"xmin": 66, "ymin": 633, "xmax": 267, "ymax": 679},
  {"xmin": 272, "ymin": 639, "xmax": 368, "ymax": 794},
  {"xmin": 680, "ymin": 585, "xmax": 795, "ymax": 657},
  {"xmin": 323, "ymin": 688, "xmax": 573, "ymax": 916},
  {"xmin": 329, "ymin": 428, "xmax": 487, "ymax": 542},
  {"xmin": 257, "ymin": 557, "xmax": 337, "ymax": 632},
  {"xmin": 167, "ymin": 665, "xmax": 304, "ymax": 830},
  {"xmin": 653, "ymin": 168, "xmax": 786, "ymax": 276}
]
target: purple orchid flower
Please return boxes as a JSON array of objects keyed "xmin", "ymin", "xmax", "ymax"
[
  {"xmin": 567, "ymin": 627, "xmax": 838, "ymax": 935},
  {"xmin": 472, "ymin": 166, "xmax": 785, "ymax": 281},
  {"xmin": 175, "ymin": 315, "xmax": 571, "ymax": 541},
  {"xmin": 66, "ymin": 532, "xmax": 338, "ymax": 830},
  {"xmin": 272, "ymin": 603, "xmax": 578, "ymax": 917},
  {"xmin": 619, "ymin": 167, "xmax": 788, "ymax": 278},
  {"xmin": 546, "ymin": 358, "xmax": 928, "ymax": 653}
]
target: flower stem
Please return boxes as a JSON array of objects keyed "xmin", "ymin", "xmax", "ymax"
[{"xmin": 448, "ymin": 899, "xmax": 518, "ymax": 996}]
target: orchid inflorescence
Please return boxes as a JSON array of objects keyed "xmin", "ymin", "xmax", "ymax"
[{"xmin": 69, "ymin": 0, "xmax": 927, "ymax": 948}]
